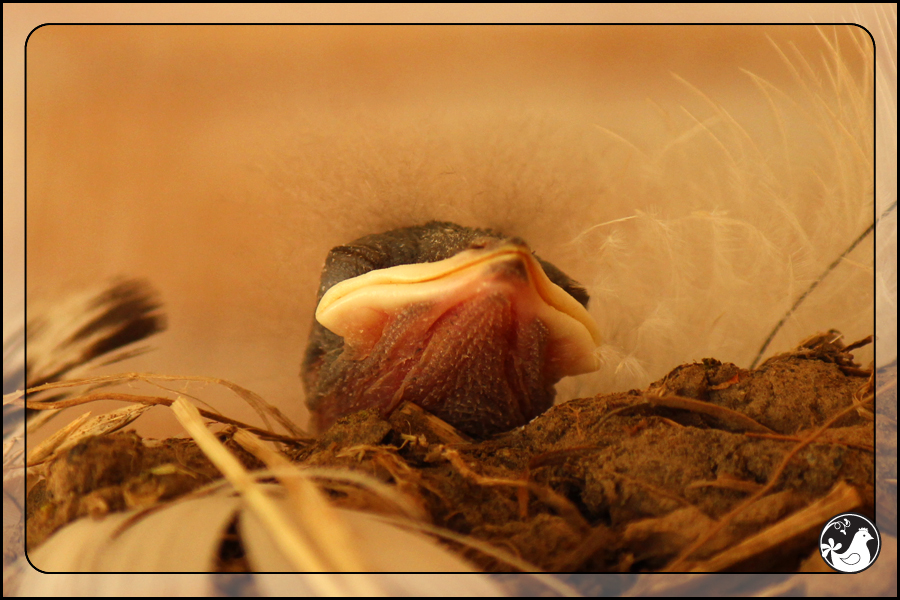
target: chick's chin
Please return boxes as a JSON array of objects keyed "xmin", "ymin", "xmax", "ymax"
[{"xmin": 306, "ymin": 291, "xmax": 557, "ymax": 439}]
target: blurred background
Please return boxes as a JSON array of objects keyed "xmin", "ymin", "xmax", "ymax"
[
  {"xmin": 7, "ymin": 9, "xmax": 890, "ymax": 442},
  {"xmin": 3, "ymin": 4, "xmax": 896, "ymax": 595}
]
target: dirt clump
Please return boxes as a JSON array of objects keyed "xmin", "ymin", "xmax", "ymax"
[{"xmin": 26, "ymin": 332, "xmax": 876, "ymax": 572}]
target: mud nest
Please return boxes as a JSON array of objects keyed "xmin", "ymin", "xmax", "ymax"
[{"xmin": 26, "ymin": 332, "xmax": 879, "ymax": 573}]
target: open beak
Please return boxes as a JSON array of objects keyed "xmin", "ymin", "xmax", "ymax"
[{"xmin": 315, "ymin": 242, "xmax": 601, "ymax": 381}]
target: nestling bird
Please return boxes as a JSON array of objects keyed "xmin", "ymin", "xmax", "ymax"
[{"xmin": 302, "ymin": 221, "xmax": 602, "ymax": 438}]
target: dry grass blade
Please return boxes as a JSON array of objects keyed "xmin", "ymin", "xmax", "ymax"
[
  {"xmin": 26, "ymin": 372, "xmax": 307, "ymax": 439},
  {"xmin": 300, "ymin": 467, "xmax": 429, "ymax": 522},
  {"xmin": 688, "ymin": 481, "xmax": 863, "ymax": 572},
  {"xmin": 646, "ymin": 394, "xmax": 776, "ymax": 434},
  {"xmin": 232, "ymin": 429, "xmax": 370, "ymax": 576},
  {"xmin": 27, "ymin": 390, "xmax": 299, "ymax": 444},
  {"xmin": 26, "ymin": 404, "xmax": 151, "ymax": 467},
  {"xmin": 170, "ymin": 400, "xmax": 324, "ymax": 570},
  {"xmin": 24, "ymin": 410, "xmax": 95, "ymax": 467},
  {"xmin": 170, "ymin": 398, "xmax": 386, "ymax": 595}
]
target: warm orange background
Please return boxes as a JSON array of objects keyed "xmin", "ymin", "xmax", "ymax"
[{"xmin": 6, "ymin": 6, "xmax": 887, "ymax": 438}]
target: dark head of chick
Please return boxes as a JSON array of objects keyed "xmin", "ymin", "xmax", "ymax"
[{"xmin": 302, "ymin": 221, "xmax": 601, "ymax": 438}]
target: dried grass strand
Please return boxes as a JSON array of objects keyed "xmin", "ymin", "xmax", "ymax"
[
  {"xmin": 27, "ymin": 391, "xmax": 301, "ymax": 444},
  {"xmin": 171, "ymin": 397, "xmax": 382, "ymax": 595},
  {"xmin": 26, "ymin": 372, "xmax": 307, "ymax": 439}
]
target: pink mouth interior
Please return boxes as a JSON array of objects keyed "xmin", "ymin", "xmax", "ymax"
[{"xmin": 310, "ymin": 266, "xmax": 560, "ymax": 437}]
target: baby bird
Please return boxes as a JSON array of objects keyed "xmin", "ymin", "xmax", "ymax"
[{"xmin": 302, "ymin": 221, "xmax": 602, "ymax": 438}]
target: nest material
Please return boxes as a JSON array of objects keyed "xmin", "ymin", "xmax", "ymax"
[{"xmin": 25, "ymin": 332, "xmax": 877, "ymax": 573}]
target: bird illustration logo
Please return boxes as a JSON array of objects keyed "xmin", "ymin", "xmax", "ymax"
[{"xmin": 820, "ymin": 514, "xmax": 881, "ymax": 573}]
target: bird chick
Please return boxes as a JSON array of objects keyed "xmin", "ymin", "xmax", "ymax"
[{"xmin": 302, "ymin": 221, "xmax": 601, "ymax": 438}]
